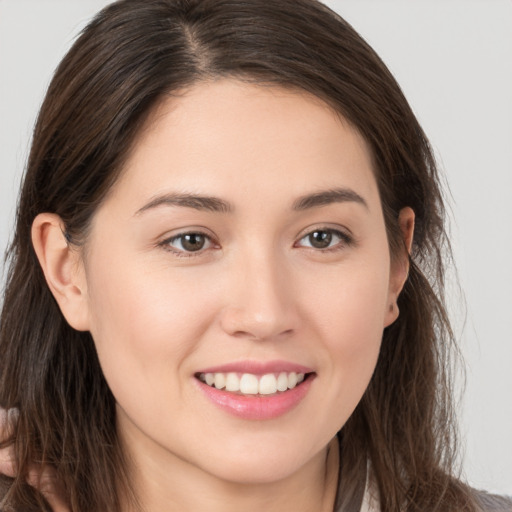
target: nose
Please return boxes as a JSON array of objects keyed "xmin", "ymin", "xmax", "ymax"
[{"xmin": 219, "ymin": 248, "xmax": 300, "ymax": 341}]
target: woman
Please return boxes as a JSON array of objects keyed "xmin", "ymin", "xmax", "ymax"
[{"xmin": 0, "ymin": 0, "xmax": 509, "ymax": 511}]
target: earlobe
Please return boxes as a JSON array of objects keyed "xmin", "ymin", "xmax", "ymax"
[
  {"xmin": 31, "ymin": 213, "xmax": 90, "ymax": 331},
  {"xmin": 384, "ymin": 207, "xmax": 415, "ymax": 327}
]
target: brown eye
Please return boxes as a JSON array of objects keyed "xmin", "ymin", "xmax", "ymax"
[
  {"xmin": 180, "ymin": 234, "xmax": 206, "ymax": 251},
  {"xmin": 297, "ymin": 228, "xmax": 352, "ymax": 251},
  {"xmin": 166, "ymin": 232, "xmax": 212, "ymax": 253},
  {"xmin": 308, "ymin": 230, "xmax": 332, "ymax": 249}
]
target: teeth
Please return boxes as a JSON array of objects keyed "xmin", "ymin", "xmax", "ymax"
[
  {"xmin": 225, "ymin": 372, "xmax": 239, "ymax": 392},
  {"xmin": 277, "ymin": 372, "xmax": 288, "ymax": 392},
  {"xmin": 199, "ymin": 371, "xmax": 306, "ymax": 395},
  {"xmin": 240, "ymin": 373, "xmax": 259, "ymax": 394},
  {"xmin": 259, "ymin": 374, "xmax": 277, "ymax": 395},
  {"xmin": 214, "ymin": 373, "xmax": 226, "ymax": 390}
]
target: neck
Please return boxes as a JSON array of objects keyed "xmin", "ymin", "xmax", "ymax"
[{"xmin": 119, "ymin": 425, "xmax": 339, "ymax": 512}]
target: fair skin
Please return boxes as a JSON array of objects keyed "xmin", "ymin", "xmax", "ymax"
[{"xmin": 25, "ymin": 80, "xmax": 414, "ymax": 512}]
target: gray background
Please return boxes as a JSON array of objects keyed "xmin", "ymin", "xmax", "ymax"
[{"xmin": 0, "ymin": 0, "xmax": 511, "ymax": 494}]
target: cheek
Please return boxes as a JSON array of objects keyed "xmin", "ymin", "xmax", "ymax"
[
  {"xmin": 310, "ymin": 255, "xmax": 391, "ymax": 341},
  {"xmin": 304, "ymin": 259, "xmax": 390, "ymax": 423},
  {"xmin": 83, "ymin": 251, "xmax": 219, "ymax": 398}
]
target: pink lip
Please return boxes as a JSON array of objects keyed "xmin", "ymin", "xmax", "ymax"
[
  {"xmin": 196, "ymin": 359, "xmax": 314, "ymax": 376},
  {"xmin": 194, "ymin": 373, "xmax": 315, "ymax": 421}
]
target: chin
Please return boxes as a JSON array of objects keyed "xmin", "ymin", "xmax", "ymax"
[
  {"xmin": 196, "ymin": 437, "xmax": 322, "ymax": 485},
  {"xmin": 208, "ymin": 460, "xmax": 301, "ymax": 486}
]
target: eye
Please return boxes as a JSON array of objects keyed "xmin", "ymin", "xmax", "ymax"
[
  {"xmin": 296, "ymin": 228, "xmax": 352, "ymax": 250},
  {"xmin": 161, "ymin": 232, "xmax": 214, "ymax": 254}
]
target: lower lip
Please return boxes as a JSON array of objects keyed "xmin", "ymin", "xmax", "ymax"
[{"xmin": 195, "ymin": 375, "xmax": 315, "ymax": 420}]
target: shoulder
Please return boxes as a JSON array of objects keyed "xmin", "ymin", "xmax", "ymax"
[
  {"xmin": 356, "ymin": 477, "xmax": 512, "ymax": 512},
  {"xmin": 474, "ymin": 490, "xmax": 512, "ymax": 512}
]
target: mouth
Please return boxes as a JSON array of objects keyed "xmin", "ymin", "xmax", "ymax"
[
  {"xmin": 195, "ymin": 371, "xmax": 314, "ymax": 396},
  {"xmin": 194, "ymin": 370, "xmax": 315, "ymax": 420},
  {"xmin": 193, "ymin": 361, "xmax": 316, "ymax": 419}
]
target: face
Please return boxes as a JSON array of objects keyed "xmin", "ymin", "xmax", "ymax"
[{"xmin": 76, "ymin": 80, "xmax": 405, "ymax": 485}]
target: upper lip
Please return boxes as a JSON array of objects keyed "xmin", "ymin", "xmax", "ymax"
[{"xmin": 196, "ymin": 360, "xmax": 314, "ymax": 376}]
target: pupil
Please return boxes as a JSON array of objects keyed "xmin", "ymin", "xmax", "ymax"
[
  {"xmin": 309, "ymin": 231, "xmax": 332, "ymax": 248},
  {"xmin": 182, "ymin": 234, "xmax": 205, "ymax": 251}
]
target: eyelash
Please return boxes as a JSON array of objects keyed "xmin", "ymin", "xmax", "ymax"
[
  {"xmin": 159, "ymin": 231, "xmax": 217, "ymax": 258},
  {"xmin": 295, "ymin": 228, "xmax": 354, "ymax": 252},
  {"xmin": 159, "ymin": 227, "xmax": 354, "ymax": 258}
]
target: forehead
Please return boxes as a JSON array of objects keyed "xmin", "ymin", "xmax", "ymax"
[{"xmin": 109, "ymin": 79, "xmax": 379, "ymax": 211}]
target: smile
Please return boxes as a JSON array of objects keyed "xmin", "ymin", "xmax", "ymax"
[
  {"xmin": 197, "ymin": 371, "xmax": 306, "ymax": 395},
  {"xmin": 194, "ymin": 364, "xmax": 315, "ymax": 420}
]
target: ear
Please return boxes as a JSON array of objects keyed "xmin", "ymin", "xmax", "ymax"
[
  {"xmin": 384, "ymin": 207, "xmax": 415, "ymax": 327},
  {"xmin": 31, "ymin": 213, "xmax": 90, "ymax": 331}
]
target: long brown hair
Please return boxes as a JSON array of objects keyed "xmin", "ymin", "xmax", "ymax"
[{"xmin": 0, "ymin": 0, "xmax": 477, "ymax": 510}]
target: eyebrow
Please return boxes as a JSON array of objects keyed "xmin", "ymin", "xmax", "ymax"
[
  {"xmin": 135, "ymin": 187, "xmax": 368, "ymax": 216},
  {"xmin": 135, "ymin": 193, "xmax": 233, "ymax": 215},
  {"xmin": 292, "ymin": 188, "xmax": 368, "ymax": 211}
]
